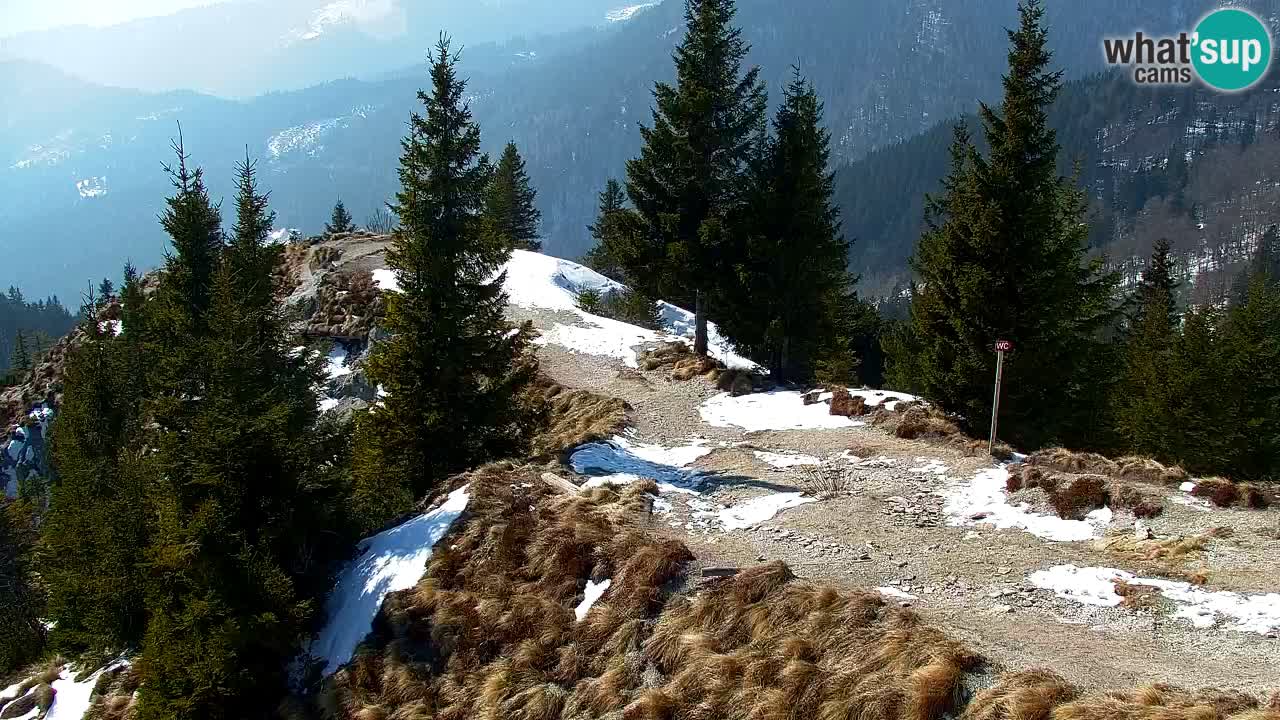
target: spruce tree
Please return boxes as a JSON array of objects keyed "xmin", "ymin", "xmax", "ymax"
[
  {"xmin": 0, "ymin": 498, "xmax": 44, "ymax": 674},
  {"xmin": 42, "ymin": 294, "xmax": 150, "ymax": 653},
  {"xmin": 325, "ymin": 198, "xmax": 355, "ymax": 235},
  {"xmin": 1114, "ymin": 239, "xmax": 1179, "ymax": 458},
  {"xmin": 625, "ymin": 0, "xmax": 766, "ymax": 356},
  {"xmin": 485, "ymin": 142, "xmax": 543, "ymax": 252},
  {"xmin": 1218, "ymin": 272, "xmax": 1280, "ymax": 478},
  {"xmin": 583, "ymin": 179, "xmax": 645, "ymax": 283},
  {"xmin": 9, "ymin": 330, "xmax": 30, "ymax": 374},
  {"xmin": 896, "ymin": 0, "xmax": 1118, "ymax": 448},
  {"xmin": 98, "ymin": 278, "xmax": 115, "ymax": 302},
  {"xmin": 139, "ymin": 154, "xmax": 349, "ymax": 719},
  {"xmin": 720, "ymin": 68, "xmax": 853, "ymax": 382},
  {"xmin": 352, "ymin": 36, "xmax": 537, "ymax": 531}
]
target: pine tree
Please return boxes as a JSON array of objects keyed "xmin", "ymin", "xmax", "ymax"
[
  {"xmin": 98, "ymin": 278, "xmax": 115, "ymax": 302},
  {"xmin": 895, "ymin": 0, "xmax": 1119, "ymax": 448},
  {"xmin": 138, "ymin": 154, "xmax": 349, "ymax": 720},
  {"xmin": 1165, "ymin": 305, "xmax": 1232, "ymax": 473},
  {"xmin": 720, "ymin": 68, "xmax": 853, "ymax": 382},
  {"xmin": 583, "ymin": 179, "xmax": 645, "ymax": 283},
  {"xmin": 625, "ymin": 0, "xmax": 766, "ymax": 356},
  {"xmin": 0, "ymin": 498, "xmax": 44, "ymax": 674},
  {"xmin": 325, "ymin": 198, "xmax": 355, "ymax": 235},
  {"xmin": 1218, "ymin": 272, "xmax": 1280, "ymax": 479},
  {"xmin": 1114, "ymin": 239, "xmax": 1179, "ymax": 458},
  {"xmin": 9, "ymin": 330, "xmax": 30, "ymax": 374},
  {"xmin": 351, "ymin": 36, "xmax": 537, "ymax": 531},
  {"xmin": 42, "ymin": 295, "xmax": 149, "ymax": 653},
  {"xmin": 485, "ymin": 142, "xmax": 543, "ymax": 252}
]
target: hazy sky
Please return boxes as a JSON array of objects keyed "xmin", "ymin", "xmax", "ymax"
[{"xmin": 1, "ymin": 0, "xmax": 231, "ymax": 37}]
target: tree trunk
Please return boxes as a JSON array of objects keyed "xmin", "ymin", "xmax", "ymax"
[{"xmin": 694, "ymin": 289, "xmax": 709, "ymax": 356}]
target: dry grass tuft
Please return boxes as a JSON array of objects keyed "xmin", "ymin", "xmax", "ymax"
[
  {"xmin": 1012, "ymin": 466, "xmax": 1167, "ymax": 520},
  {"xmin": 1114, "ymin": 457, "xmax": 1189, "ymax": 486},
  {"xmin": 1097, "ymin": 527, "xmax": 1230, "ymax": 581},
  {"xmin": 1050, "ymin": 684, "xmax": 1275, "ymax": 720},
  {"xmin": 797, "ymin": 465, "xmax": 852, "ymax": 498},
  {"xmin": 962, "ymin": 669, "xmax": 1080, "ymax": 720},
  {"xmin": 1048, "ymin": 476, "xmax": 1109, "ymax": 521},
  {"xmin": 1027, "ymin": 448, "xmax": 1119, "ymax": 477},
  {"xmin": 828, "ymin": 388, "xmax": 866, "ymax": 417},
  {"xmin": 1112, "ymin": 580, "xmax": 1162, "ymax": 610},
  {"xmin": 1190, "ymin": 478, "xmax": 1271, "ymax": 510},
  {"xmin": 894, "ymin": 405, "xmax": 961, "ymax": 441},
  {"xmin": 524, "ymin": 376, "xmax": 630, "ymax": 461}
]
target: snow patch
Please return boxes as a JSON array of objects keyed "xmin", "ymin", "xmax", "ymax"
[
  {"xmin": 847, "ymin": 389, "xmax": 920, "ymax": 411},
  {"xmin": 268, "ymin": 228, "xmax": 300, "ymax": 244},
  {"xmin": 371, "ymin": 268, "xmax": 399, "ymax": 292},
  {"xmin": 877, "ymin": 587, "xmax": 919, "ymax": 601},
  {"xmin": 1030, "ymin": 564, "xmax": 1280, "ymax": 635},
  {"xmin": 75, "ymin": 176, "xmax": 107, "ymax": 198},
  {"xmin": 908, "ymin": 458, "xmax": 949, "ymax": 475},
  {"xmin": 97, "ymin": 320, "xmax": 123, "ymax": 336},
  {"xmin": 718, "ymin": 493, "xmax": 816, "ymax": 530},
  {"xmin": 700, "ymin": 391, "xmax": 864, "ymax": 432},
  {"xmin": 938, "ymin": 468, "xmax": 1112, "ymax": 542},
  {"xmin": 576, "ymin": 579, "xmax": 612, "ymax": 621},
  {"xmin": 1180, "ymin": 481, "xmax": 1197, "ymax": 493},
  {"xmin": 754, "ymin": 450, "xmax": 822, "ymax": 469},
  {"xmin": 45, "ymin": 659, "xmax": 129, "ymax": 720},
  {"xmin": 325, "ymin": 344, "xmax": 352, "ymax": 379},
  {"xmin": 306, "ymin": 486, "xmax": 470, "ymax": 676},
  {"xmin": 607, "ymin": 2, "xmax": 659, "ymax": 22}
]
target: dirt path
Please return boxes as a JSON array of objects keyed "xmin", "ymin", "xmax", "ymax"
[{"xmin": 532, "ymin": 342, "xmax": 1280, "ymax": 696}]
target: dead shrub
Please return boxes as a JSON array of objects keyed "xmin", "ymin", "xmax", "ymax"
[
  {"xmin": 638, "ymin": 342, "xmax": 691, "ymax": 371},
  {"xmin": 1112, "ymin": 580, "xmax": 1161, "ymax": 610},
  {"xmin": 797, "ymin": 465, "xmax": 851, "ymax": 497},
  {"xmin": 829, "ymin": 388, "xmax": 866, "ymax": 417},
  {"xmin": 1114, "ymin": 456, "xmax": 1189, "ymax": 486},
  {"xmin": 895, "ymin": 405, "xmax": 961, "ymax": 440},
  {"xmin": 1047, "ymin": 475, "xmax": 1109, "ymax": 520}
]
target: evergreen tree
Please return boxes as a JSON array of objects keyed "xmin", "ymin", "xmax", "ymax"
[
  {"xmin": 1218, "ymin": 272, "xmax": 1280, "ymax": 479},
  {"xmin": 42, "ymin": 295, "xmax": 149, "ymax": 653},
  {"xmin": 325, "ymin": 198, "xmax": 355, "ymax": 235},
  {"xmin": 98, "ymin": 278, "xmax": 115, "ymax": 302},
  {"xmin": 1113, "ymin": 239, "xmax": 1179, "ymax": 458},
  {"xmin": 0, "ymin": 498, "xmax": 44, "ymax": 674},
  {"xmin": 352, "ymin": 36, "xmax": 537, "ymax": 531},
  {"xmin": 485, "ymin": 142, "xmax": 543, "ymax": 252},
  {"xmin": 625, "ymin": 0, "xmax": 766, "ymax": 356},
  {"xmin": 1165, "ymin": 305, "xmax": 1232, "ymax": 473},
  {"xmin": 138, "ymin": 154, "xmax": 349, "ymax": 719},
  {"xmin": 583, "ymin": 179, "xmax": 646, "ymax": 285},
  {"xmin": 720, "ymin": 68, "xmax": 853, "ymax": 382},
  {"xmin": 9, "ymin": 331, "xmax": 30, "ymax": 376},
  {"xmin": 894, "ymin": 0, "xmax": 1118, "ymax": 448}
]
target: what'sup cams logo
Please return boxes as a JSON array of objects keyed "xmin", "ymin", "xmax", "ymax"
[{"xmin": 1104, "ymin": 8, "xmax": 1272, "ymax": 91}]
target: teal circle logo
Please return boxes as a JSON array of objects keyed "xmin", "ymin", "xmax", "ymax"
[{"xmin": 1192, "ymin": 9, "xmax": 1271, "ymax": 91}]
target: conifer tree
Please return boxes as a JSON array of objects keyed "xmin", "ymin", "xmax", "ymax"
[
  {"xmin": 42, "ymin": 292, "xmax": 150, "ymax": 653},
  {"xmin": 352, "ymin": 36, "xmax": 537, "ymax": 531},
  {"xmin": 1114, "ymin": 239, "xmax": 1179, "ymax": 458},
  {"xmin": 720, "ymin": 68, "xmax": 853, "ymax": 382},
  {"xmin": 9, "ymin": 330, "xmax": 30, "ymax": 374},
  {"xmin": 98, "ymin": 278, "xmax": 115, "ymax": 302},
  {"xmin": 325, "ymin": 198, "xmax": 355, "ymax": 235},
  {"xmin": 895, "ymin": 0, "xmax": 1118, "ymax": 448},
  {"xmin": 625, "ymin": 0, "xmax": 766, "ymax": 356},
  {"xmin": 138, "ymin": 154, "xmax": 348, "ymax": 719},
  {"xmin": 485, "ymin": 142, "xmax": 543, "ymax": 252},
  {"xmin": 1218, "ymin": 272, "xmax": 1280, "ymax": 478},
  {"xmin": 1164, "ymin": 305, "xmax": 1231, "ymax": 473},
  {"xmin": 583, "ymin": 179, "xmax": 643, "ymax": 283},
  {"xmin": 0, "ymin": 498, "xmax": 44, "ymax": 674}
]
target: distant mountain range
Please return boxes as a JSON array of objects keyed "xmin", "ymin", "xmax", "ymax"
[{"xmin": 3, "ymin": 0, "xmax": 1276, "ymax": 302}]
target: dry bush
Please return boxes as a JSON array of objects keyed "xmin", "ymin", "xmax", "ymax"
[
  {"xmin": 958, "ymin": 438, "xmax": 1014, "ymax": 461},
  {"xmin": 524, "ymin": 376, "xmax": 630, "ymax": 460},
  {"xmin": 1027, "ymin": 448, "xmax": 1119, "ymax": 477},
  {"xmin": 1048, "ymin": 476, "xmax": 1109, "ymax": 520},
  {"xmin": 828, "ymin": 388, "xmax": 866, "ymax": 417},
  {"xmin": 305, "ymin": 268, "xmax": 387, "ymax": 339},
  {"xmin": 84, "ymin": 664, "xmax": 143, "ymax": 720},
  {"xmin": 962, "ymin": 669, "xmax": 1080, "ymax": 720},
  {"xmin": 797, "ymin": 465, "xmax": 851, "ymax": 497}
]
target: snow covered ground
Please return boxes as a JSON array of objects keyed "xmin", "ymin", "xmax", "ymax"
[
  {"xmin": 700, "ymin": 391, "xmax": 866, "ymax": 432},
  {"xmin": 304, "ymin": 486, "xmax": 470, "ymax": 676},
  {"xmin": 575, "ymin": 579, "xmax": 612, "ymax": 621},
  {"xmin": 754, "ymin": 450, "xmax": 822, "ymax": 469},
  {"xmin": 938, "ymin": 468, "xmax": 1113, "ymax": 542},
  {"xmin": 1030, "ymin": 564, "xmax": 1280, "ymax": 635}
]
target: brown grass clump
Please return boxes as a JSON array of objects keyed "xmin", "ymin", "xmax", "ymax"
[
  {"xmin": 1190, "ymin": 478, "xmax": 1271, "ymax": 510},
  {"xmin": 0, "ymin": 691, "xmax": 38, "ymax": 719},
  {"xmin": 1112, "ymin": 580, "xmax": 1161, "ymax": 610},
  {"xmin": 524, "ymin": 376, "xmax": 630, "ymax": 460},
  {"xmin": 962, "ymin": 669, "xmax": 1080, "ymax": 720},
  {"xmin": 1114, "ymin": 456, "xmax": 1189, "ymax": 486},
  {"xmin": 1098, "ymin": 528, "xmax": 1230, "ymax": 581},
  {"xmin": 713, "ymin": 368, "xmax": 756, "ymax": 397},
  {"xmin": 1051, "ymin": 684, "xmax": 1274, "ymax": 720},
  {"xmin": 828, "ymin": 388, "xmax": 866, "ymax": 417},
  {"xmin": 1027, "ymin": 448, "xmax": 1119, "ymax": 477},
  {"xmin": 1108, "ymin": 483, "xmax": 1165, "ymax": 519},
  {"xmin": 895, "ymin": 405, "xmax": 961, "ymax": 440},
  {"xmin": 1048, "ymin": 475, "xmax": 1109, "ymax": 521}
]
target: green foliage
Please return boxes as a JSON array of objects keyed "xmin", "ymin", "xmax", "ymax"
[
  {"xmin": 893, "ymin": 1, "xmax": 1119, "ymax": 448},
  {"xmin": 0, "ymin": 498, "xmax": 44, "ymax": 674},
  {"xmin": 8, "ymin": 331, "xmax": 30, "ymax": 377},
  {"xmin": 325, "ymin": 198, "xmax": 355, "ymax": 235},
  {"xmin": 593, "ymin": 289, "xmax": 663, "ymax": 332},
  {"xmin": 625, "ymin": 0, "xmax": 767, "ymax": 355},
  {"xmin": 41, "ymin": 303, "xmax": 149, "ymax": 654},
  {"xmin": 574, "ymin": 287, "xmax": 603, "ymax": 314},
  {"xmin": 1113, "ymin": 240, "xmax": 1180, "ymax": 458},
  {"xmin": 485, "ymin": 142, "xmax": 543, "ymax": 252},
  {"xmin": 1215, "ymin": 272, "xmax": 1280, "ymax": 479},
  {"xmin": 582, "ymin": 179, "xmax": 645, "ymax": 285},
  {"xmin": 719, "ymin": 68, "xmax": 855, "ymax": 383},
  {"xmin": 0, "ymin": 287, "xmax": 74, "ymax": 381},
  {"xmin": 353, "ymin": 36, "xmax": 539, "ymax": 532}
]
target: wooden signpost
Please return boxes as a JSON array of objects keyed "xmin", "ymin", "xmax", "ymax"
[{"xmin": 990, "ymin": 340, "xmax": 1013, "ymax": 455}]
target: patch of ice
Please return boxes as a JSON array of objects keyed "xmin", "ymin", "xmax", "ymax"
[
  {"xmin": 718, "ymin": 493, "xmax": 816, "ymax": 530},
  {"xmin": 306, "ymin": 486, "xmax": 470, "ymax": 676},
  {"xmin": 700, "ymin": 391, "xmax": 864, "ymax": 432},
  {"xmin": 908, "ymin": 458, "xmax": 949, "ymax": 475},
  {"xmin": 754, "ymin": 450, "xmax": 821, "ymax": 469},
  {"xmin": 575, "ymin": 579, "xmax": 612, "ymax": 621},
  {"xmin": 372, "ymin": 268, "xmax": 399, "ymax": 292},
  {"xmin": 325, "ymin": 344, "xmax": 352, "ymax": 379},
  {"xmin": 653, "ymin": 497, "xmax": 673, "ymax": 514},
  {"xmin": 939, "ymin": 468, "xmax": 1111, "ymax": 542},
  {"xmin": 877, "ymin": 587, "xmax": 919, "ymax": 600},
  {"xmin": 1030, "ymin": 564, "xmax": 1280, "ymax": 634},
  {"xmin": 570, "ymin": 437, "xmax": 707, "ymax": 493}
]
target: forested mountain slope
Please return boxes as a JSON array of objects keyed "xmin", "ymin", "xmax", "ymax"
[{"xmin": 2, "ymin": 0, "xmax": 1250, "ymax": 301}]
